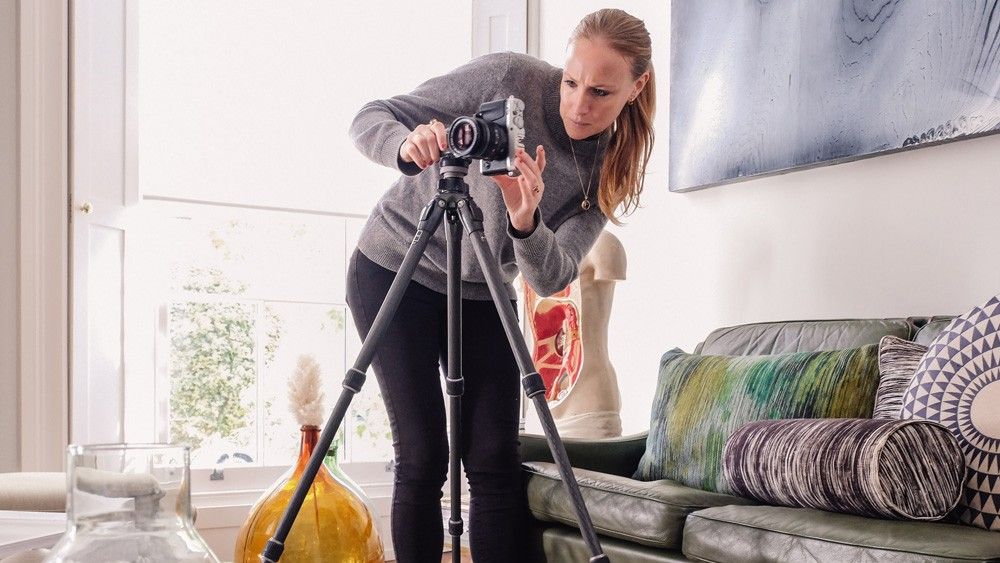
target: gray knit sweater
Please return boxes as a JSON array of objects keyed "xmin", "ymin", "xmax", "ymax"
[{"xmin": 348, "ymin": 52, "xmax": 608, "ymax": 300}]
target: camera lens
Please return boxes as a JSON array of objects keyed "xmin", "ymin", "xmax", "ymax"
[
  {"xmin": 448, "ymin": 117, "xmax": 508, "ymax": 160},
  {"xmin": 450, "ymin": 119, "xmax": 478, "ymax": 154}
]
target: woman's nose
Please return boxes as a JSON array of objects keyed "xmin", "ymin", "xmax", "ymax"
[{"xmin": 570, "ymin": 93, "xmax": 589, "ymax": 117}]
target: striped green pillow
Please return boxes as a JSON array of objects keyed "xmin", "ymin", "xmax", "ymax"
[{"xmin": 634, "ymin": 346, "xmax": 881, "ymax": 494}]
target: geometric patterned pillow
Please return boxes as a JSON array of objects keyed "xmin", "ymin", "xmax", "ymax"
[
  {"xmin": 874, "ymin": 335, "xmax": 927, "ymax": 419},
  {"xmin": 900, "ymin": 295, "xmax": 1000, "ymax": 531}
]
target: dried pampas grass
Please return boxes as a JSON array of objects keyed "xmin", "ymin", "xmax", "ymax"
[{"xmin": 288, "ymin": 354, "xmax": 325, "ymax": 427}]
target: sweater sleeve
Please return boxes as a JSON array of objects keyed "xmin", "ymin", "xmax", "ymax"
[
  {"xmin": 507, "ymin": 208, "xmax": 608, "ymax": 297},
  {"xmin": 348, "ymin": 52, "xmax": 513, "ymax": 175}
]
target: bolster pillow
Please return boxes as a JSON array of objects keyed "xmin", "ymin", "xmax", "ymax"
[{"xmin": 723, "ymin": 418, "xmax": 964, "ymax": 520}]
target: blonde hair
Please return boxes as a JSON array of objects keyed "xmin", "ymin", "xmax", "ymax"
[{"xmin": 570, "ymin": 9, "xmax": 655, "ymax": 224}]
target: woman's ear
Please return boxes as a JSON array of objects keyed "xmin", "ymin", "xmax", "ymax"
[{"xmin": 631, "ymin": 71, "xmax": 650, "ymax": 101}]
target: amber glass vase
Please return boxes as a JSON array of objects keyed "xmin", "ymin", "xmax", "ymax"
[{"xmin": 234, "ymin": 426, "xmax": 384, "ymax": 562}]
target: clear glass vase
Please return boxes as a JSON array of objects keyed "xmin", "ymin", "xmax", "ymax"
[
  {"xmin": 46, "ymin": 443, "xmax": 219, "ymax": 563},
  {"xmin": 233, "ymin": 425, "xmax": 384, "ymax": 562}
]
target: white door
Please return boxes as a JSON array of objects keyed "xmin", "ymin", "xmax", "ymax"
[
  {"xmin": 472, "ymin": 0, "xmax": 529, "ymax": 56},
  {"xmin": 70, "ymin": 0, "xmax": 144, "ymax": 445}
]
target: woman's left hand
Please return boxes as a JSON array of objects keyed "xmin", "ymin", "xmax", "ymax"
[{"xmin": 493, "ymin": 145, "xmax": 546, "ymax": 234}]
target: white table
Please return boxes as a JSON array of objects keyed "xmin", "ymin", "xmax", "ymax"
[{"xmin": 0, "ymin": 511, "xmax": 65, "ymax": 559}]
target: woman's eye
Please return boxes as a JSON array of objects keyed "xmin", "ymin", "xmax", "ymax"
[
  {"xmin": 564, "ymin": 80, "xmax": 576, "ymax": 88},
  {"xmin": 593, "ymin": 89, "xmax": 609, "ymax": 97}
]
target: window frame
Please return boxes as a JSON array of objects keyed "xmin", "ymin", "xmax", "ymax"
[{"xmin": 65, "ymin": 4, "xmax": 529, "ymax": 558}]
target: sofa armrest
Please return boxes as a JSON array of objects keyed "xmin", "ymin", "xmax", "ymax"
[
  {"xmin": 0, "ymin": 472, "xmax": 66, "ymax": 512},
  {"xmin": 518, "ymin": 432, "xmax": 648, "ymax": 478}
]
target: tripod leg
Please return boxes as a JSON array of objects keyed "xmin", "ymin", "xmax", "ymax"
[
  {"xmin": 444, "ymin": 212, "xmax": 465, "ymax": 563},
  {"xmin": 262, "ymin": 199, "xmax": 448, "ymax": 563},
  {"xmin": 456, "ymin": 200, "xmax": 611, "ymax": 563}
]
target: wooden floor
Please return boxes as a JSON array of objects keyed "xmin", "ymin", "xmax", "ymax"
[
  {"xmin": 440, "ymin": 549, "xmax": 473, "ymax": 562},
  {"xmin": 387, "ymin": 549, "xmax": 472, "ymax": 562}
]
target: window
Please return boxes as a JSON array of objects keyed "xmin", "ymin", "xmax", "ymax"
[
  {"xmin": 127, "ymin": 1, "xmax": 475, "ymax": 491},
  {"xmin": 136, "ymin": 202, "xmax": 393, "ymax": 470},
  {"xmin": 72, "ymin": 3, "xmax": 527, "ymax": 558}
]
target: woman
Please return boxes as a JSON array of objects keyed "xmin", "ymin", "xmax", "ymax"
[{"xmin": 346, "ymin": 8, "xmax": 655, "ymax": 562}]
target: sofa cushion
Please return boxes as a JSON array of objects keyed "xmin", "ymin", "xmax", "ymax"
[
  {"xmin": 875, "ymin": 335, "xmax": 929, "ymax": 419},
  {"xmin": 634, "ymin": 346, "xmax": 881, "ymax": 493},
  {"xmin": 695, "ymin": 318, "xmax": 915, "ymax": 356},
  {"xmin": 724, "ymin": 418, "xmax": 963, "ymax": 520},
  {"xmin": 530, "ymin": 525, "xmax": 691, "ymax": 563},
  {"xmin": 683, "ymin": 505, "xmax": 1000, "ymax": 563},
  {"xmin": 522, "ymin": 461, "xmax": 755, "ymax": 550},
  {"xmin": 902, "ymin": 295, "xmax": 1000, "ymax": 531}
]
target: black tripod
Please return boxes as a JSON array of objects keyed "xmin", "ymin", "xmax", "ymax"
[{"xmin": 262, "ymin": 154, "xmax": 610, "ymax": 563}]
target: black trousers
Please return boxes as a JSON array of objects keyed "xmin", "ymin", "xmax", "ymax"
[{"xmin": 346, "ymin": 249, "xmax": 528, "ymax": 563}]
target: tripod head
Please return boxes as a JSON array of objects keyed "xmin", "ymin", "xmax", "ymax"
[{"xmin": 437, "ymin": 152, "xmax": 473, "ymax": 195}]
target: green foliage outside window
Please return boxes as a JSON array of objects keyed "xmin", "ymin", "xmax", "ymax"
[{"xmin": 169, "ymin": 267, "xmax": 283, "ymax": 452}]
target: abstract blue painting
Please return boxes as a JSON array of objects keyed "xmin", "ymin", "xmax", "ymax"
[{"xmin": 669, "ymin": 0, "xmax": 1000, "ymax": 191}]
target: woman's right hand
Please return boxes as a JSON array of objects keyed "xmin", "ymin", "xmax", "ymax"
[{"xmin": 399, "ymin": 118, "xmax": 449, "ymax": 169}]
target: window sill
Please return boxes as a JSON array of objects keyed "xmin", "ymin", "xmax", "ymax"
[{"xmin": 190, "ymin": 461, "xmax": 394, "ymax": 528}]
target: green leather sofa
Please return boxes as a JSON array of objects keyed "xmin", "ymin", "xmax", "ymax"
[{"xmin": 519, "ymin": 317, "xmax": 1000, "ymax": 562}]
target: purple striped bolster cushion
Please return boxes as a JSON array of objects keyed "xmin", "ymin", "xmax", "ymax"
[{"xmin": 723, "ymin": 418, "xmax": 964, "ymax": 520}]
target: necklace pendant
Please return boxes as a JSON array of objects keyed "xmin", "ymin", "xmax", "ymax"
[{"xmin": 581, "ymin": 199, "xmax": 591, "ymax": 211}]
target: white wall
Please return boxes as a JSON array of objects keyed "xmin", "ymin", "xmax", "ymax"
[
  {"xmin": 539, "ymin": 0, "xmax": 1000, "ymax": 434},
  {"xmin": 0, "ymin": 0, "xmax": 20, "ymax": 473}
]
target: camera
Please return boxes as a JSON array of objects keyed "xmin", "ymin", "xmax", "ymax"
[{"xmin": 447, "ymin": 96, "xmax": 526, "ymax": 176}]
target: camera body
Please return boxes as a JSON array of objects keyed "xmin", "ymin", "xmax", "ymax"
[{"xmin": 447, "ymin": 96, "xmax": 526, "ymax": 176}]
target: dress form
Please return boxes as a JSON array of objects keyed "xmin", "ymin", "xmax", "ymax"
[{"xmin": 524, "ymin": 230, "xmax": 627, "ymax": 439}]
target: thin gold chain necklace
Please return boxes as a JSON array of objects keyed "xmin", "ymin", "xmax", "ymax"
[{"xmin": 569, "ymin": 135, "xmax": 601, "ymax": 211}]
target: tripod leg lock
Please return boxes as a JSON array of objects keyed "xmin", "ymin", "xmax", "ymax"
[
  {"xmin": 445, "ymin": 376, "xmax": 464, "ymax": 396},
  {"xmin": 448, "ymin": 518, "xmax": 464, "ymax": 536},
  {"xmin": 343, "ymin": 368, "xmax": 367, "ymax": 393},
  {"xmin": 521, "ymin": 371, "xmax": 546, "ymax": 398},
  {"xmin": 260, "ymin": 538, "xmax": 284, "ymax": 563}
]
